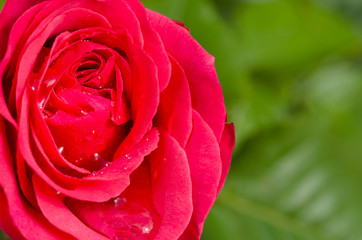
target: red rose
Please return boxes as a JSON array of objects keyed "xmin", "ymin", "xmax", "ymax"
[{"xmin": 0, "ymin": 0, "xmax": 235, "ymax": 239}]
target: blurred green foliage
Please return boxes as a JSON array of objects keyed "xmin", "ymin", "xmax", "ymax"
[{"xmin": 1, "ymin": 0, "xmax": 362, "ymax": 239}]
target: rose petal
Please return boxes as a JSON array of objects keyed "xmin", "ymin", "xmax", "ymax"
[
  {"xmin": 150, "ymin": 129, "xmax": 193, "ymax": 240},
  {"xmin": 0, "ymin": 188, "xmax": 25, "ymax": 240},
  {"xmin": 66, "ymin": 160, "xmax": 161, "ymax": 240},
  {"xmin": 16, "ymin": 150, "xmax": 38, "ymax": 208},
  {"xmin": 156, "ymin": 56, "xmax": 192, "ymax": 148},
  {"xmin": 218, "ymin": 123, "xmax": 235, "ymax": 193},
  {"xmin": 125, "ymin": 0, "xmax": 171, "ymax": 91},
  {"xmin": 0, "ymin": 118, "xmax": 73, "ymax": 240},
  {"xmin": 0, "ymin": 2, "xmax": 47, "ymax": 127},
  {"xmin": 147, "ymin": 9, "xmax": 226, "ymax": 141},
  {"xmin": 0, "ymin": 0, "xmax": 44, "ymax": 58},
  {"xmin": 33, "ymin": 175, "xmax": 109, "ymax": 240},
  {"xmin": 114, "ymin": 45, "xmax": 159, "ymax": 156},
  {"xmin": 180, "ymin": 110, "xmax": 222, "ymax": 239}
]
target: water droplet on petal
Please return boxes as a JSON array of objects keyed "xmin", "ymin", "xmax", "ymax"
[
  {"xmin": 142, "ymin": 226, "xmax": 151, "ymax": 234},
  {"xmin": 99, "ymin": 197, "xmax": 156, "ymax": 238},
  {"xmin": 80, "ymin": 110, "xmax": 88, "ymax": 116},
  {"xmin": 113, "ymin": 197, "xmax": 126, "ymax": 207},
  {"xmin": 31, "ymin": 86, "xmax": 36, "ymax": 91},
  {"xmin": 130, "ymin": 211, "xmax": 154, "ymax": 236},
  {"xmin": 46, "ymin": 79, "xmax": 56, "ymax": 87},
  {"xmin": 58, "ymin": 146, "xmax": 64, "ymax": 154},
  {"xmin": 105, "ymin": 162, "xmax": 112, "ymax": 167},
  {"xmin": 56, "ymin": 191, "xmax": 61, "ymax": 195},
  {"xmin": 39, "ymin": 98, "xmax": 46, "ymax": 110},
  {"xmin": 94, "ymin": 153, "xmax": 101, "ymax": 163},
  {"xmin": 92, "ymin": 171, "xmax": 97, "ymax": 176}
]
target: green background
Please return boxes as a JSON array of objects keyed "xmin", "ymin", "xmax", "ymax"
[{"xmin": 1, "ymin": 0, "xmax": 362, "ymax": 239}]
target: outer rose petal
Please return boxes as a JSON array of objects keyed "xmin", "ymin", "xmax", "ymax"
[
  {"xmin": 180, "ymin": 110, "xmax": 222, "ymax": 239},
  {"xmin": 150, "ymin": 129, "xmax": 193, "ymax": 239},
  {"xmin": 218, "ymin": 123, "xmax": 236, "ymax": 193},
  {"xmin": 0, "ymin": 0, "xmax": 44, "ymax": 58},
  {"xmin": 65, "ymin": 160, "xmax": 162, "ymax": 239},
  {"xmin": 124, "ymin": 0, "xmax": 171, "ymax": 91},
  {"xmin": 146, "ymin": 9, "xmax": 227, "ymax": 142},
  {"xmin": 0, "ymin": 189, "xmax": 25, "ymax": 240},
  {"xmin": 156, "ymin": 56, "xmax": 192, "ymax": 148},
  {"xmin": 0, "ymin": 1, "xmax": 48, "ymax": 127},
  {"xmin": 33, "ymin": 175, "xmax": 109, "ymax": 240},
  {"xmin": 0, "ymin": 118, "xmax": 73, "ymax": 240}
]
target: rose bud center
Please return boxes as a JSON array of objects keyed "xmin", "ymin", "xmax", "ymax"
[{"xmin": 38, "ymin": 44, "xmax": 131, "ymax": 171}]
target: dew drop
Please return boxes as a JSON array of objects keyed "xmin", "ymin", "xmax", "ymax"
[
  {"xmin": 56, "ymin": 191, "xmax": 61, "ymax": 195},
  {"xmin": 146, "ymin": 138, "xmax": 149, "ymax": 142},
  {"xmin": 142, "ymin": 227, "xmax": 151, "ymax": 234},
  {"xmin": 80, "ymin": 110, "xmax": 88, "ymax": 116},
  {"xmin": 130, "ymin": 212, "xmax": 154, "ymax": 236},
  {"xmin": 92, "ymin": 171, "xmax": 97, "ymax": 176},
  {"xmin": 100, "ymin": 197, "xmax": 155, "ymax": 238},
  {"xmin": 46, "ymin": 79, "xmax": 56, "ymax": 87},
  {"xmin": 39, "ymin": 98, "xmax": 46, "ymax": 110},
  {"xmin": 113, "ymin": 197, "xmax": 126, "ymax": 207},
  {"xmin": 31, "ymin": 86, "xmax": 36, "ymax": 91},
  {"xmin": 58, "ymin": 146, "xmax": 64, "ymax": 154},
  {"xmin": 105, "ymin": 162, "xmax": 112, "ymax": 167}
]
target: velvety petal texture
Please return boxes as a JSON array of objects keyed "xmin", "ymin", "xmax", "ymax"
[{"xmin": 0, "ymin": 0, "xmax": 235, "ymax": 239}]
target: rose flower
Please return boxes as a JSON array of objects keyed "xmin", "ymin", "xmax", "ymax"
[{"xmin": 0, "ymin": 0, "xmax": 235, "ymax": 239}]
